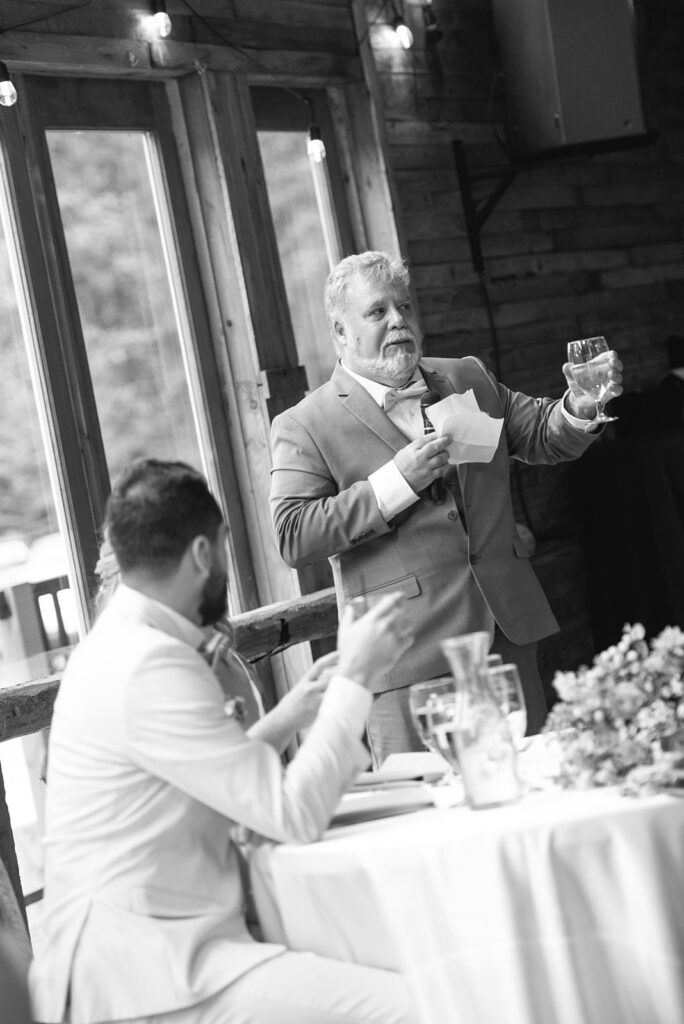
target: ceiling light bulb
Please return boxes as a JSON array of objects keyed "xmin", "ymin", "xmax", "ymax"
[
  {"xmin": 393, "ymin": 18, "xmax": 414, "ymax": 49},
  {"xmin": 0, "ymin": 64, "xmax": 16, "ymax": 107},
  {"xmin": 151, "ymin": 10, "xmax": 172, "ymax": 37},
  {"xmin": 307, "ymin": 125, "xmax": 326, "ymax": 163}
]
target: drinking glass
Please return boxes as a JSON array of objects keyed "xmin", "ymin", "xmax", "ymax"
[
  {"xmin": 566, "ymin": 335, "xmax": 618, "ymax": 423},
  {"xmin": 486, "ymin": 663, "xmax": 527, "ymax": 749},
  {"xmin": 408, "ymin": 678, "xmax": 459, "ymax": 776}
]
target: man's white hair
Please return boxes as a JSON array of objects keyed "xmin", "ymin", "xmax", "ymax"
[{"xmin": 323, "ymin": 251, "xmax": 410, "ymax": 342}]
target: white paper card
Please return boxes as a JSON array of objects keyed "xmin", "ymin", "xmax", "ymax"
[{"xmin": 426, "ymin": 390, "xmax": 503, "ymax": 465}]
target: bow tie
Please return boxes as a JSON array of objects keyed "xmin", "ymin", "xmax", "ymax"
[{"xmin": 382, "ymin": 378, "xmax": 428, "ymax": 411}]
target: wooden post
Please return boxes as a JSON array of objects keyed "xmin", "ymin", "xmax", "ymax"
[{"xmin": 0, "ymin": 764, "xmax": 28, "ymax": 932}]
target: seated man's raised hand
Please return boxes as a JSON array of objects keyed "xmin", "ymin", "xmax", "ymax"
[{"xmin": 336, "ymin": 593, "xmax": 414, "ymax": 690}]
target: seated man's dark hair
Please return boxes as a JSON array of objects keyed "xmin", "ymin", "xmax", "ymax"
[{"xmin": 105, "ymin": 459, "xmax": 223, "ymax": 575}]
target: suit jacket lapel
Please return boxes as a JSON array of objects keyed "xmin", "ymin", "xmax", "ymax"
[
  {"xmin": 419, "ymin": 362, "xmax": 456, "ymax": 400},
  {"xmin": 332, "ymin": 361, "xmax": 412, "ymax": 452}
]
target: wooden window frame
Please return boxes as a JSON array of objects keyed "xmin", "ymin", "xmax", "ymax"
[{"xmin": 1, "ymin": 74, "xmax": 262, "ymax": 625}]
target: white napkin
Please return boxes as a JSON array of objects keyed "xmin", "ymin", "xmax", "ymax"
[
  {"xmin": 425, "ymin": 390, "xmax": 503, "ymax": 465},
  {"xmin": 356, "ymin": 751, "xmax": 447, "ymax": 786}
]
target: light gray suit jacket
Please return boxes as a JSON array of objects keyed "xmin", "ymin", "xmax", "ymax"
[
  {"xmin": 30, "ymin": 585, "xmax": 369, "ymax": 1024},
  {"xmin": 270, "ymin": 357, "xmax": 598, "ymax": 692}
]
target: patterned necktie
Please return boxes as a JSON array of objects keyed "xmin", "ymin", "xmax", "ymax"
[
  {"xmin": 382, "ymin": 378, "xmax": 428, "ymax": 411},
  {"xmin": 420, "ymin": 390, "xmax": 440, "ymax": 434}
]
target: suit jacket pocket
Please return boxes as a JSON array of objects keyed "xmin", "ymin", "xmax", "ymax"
[{"xmin": 349, "ymin": 574, "xmax": 421, "ymax": 601}]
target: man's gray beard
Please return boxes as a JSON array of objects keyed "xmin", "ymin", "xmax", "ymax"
[{"xmin": 354, "ymin": 347, "xmax": 420, "ymax": 385}]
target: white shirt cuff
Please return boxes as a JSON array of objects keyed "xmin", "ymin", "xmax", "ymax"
[
  {"xmin": 561, "ymin": 392, "xmax": 600, "ymax": 432},
  {"xmin": 320, "ymin": 675, "xmax": 373, "ymax": 735},
  {"xmin": 369, "ymin": 460, "xmax": 420, "ymax": 520}
]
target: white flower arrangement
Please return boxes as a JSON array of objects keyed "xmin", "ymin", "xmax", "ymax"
[{"xmin": 544, "ymin": 624, "xmax": 684, "ymax": 794}]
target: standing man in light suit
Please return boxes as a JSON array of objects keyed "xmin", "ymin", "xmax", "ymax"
[
  {"xmin": 30, "ymin": 458, "xmax": 417, "ymax": 1024},
  {"xmin": 269, "ymin": 251, "xmax": 623, "ymax": 764}
]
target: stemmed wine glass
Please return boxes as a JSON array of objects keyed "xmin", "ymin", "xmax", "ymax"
[
  {"xmin": 566, "ymin": 335, "xmax": 618, "ymax": 423},
  {"xmin": 408, "ymin": 678, "xmax": 460, "ymax": 780}
]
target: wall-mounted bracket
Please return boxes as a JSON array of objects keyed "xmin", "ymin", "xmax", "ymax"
[
  {"xmin": 453, "ymin": 139, "xmax": 517, "ymax": 273},
  {"xmin": 453, "ymin": 131, "xmax": 659, "ymax": 273}
]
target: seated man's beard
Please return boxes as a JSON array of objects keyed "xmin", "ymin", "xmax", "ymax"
[{"xmin": 199, "ymin": 566, "xmax": 228, "ymax": 626}]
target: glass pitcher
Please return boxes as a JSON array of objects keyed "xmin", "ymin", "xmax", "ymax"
[{"xmin": 441, "ymin": 632, "xmax": 521, "ymax": 809}]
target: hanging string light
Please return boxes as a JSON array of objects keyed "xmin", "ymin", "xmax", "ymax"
[
  {"xmin": 307, "ymin": 122, "xmax": 326, "ymax": 164},
  {"xmin": 389, "ymin": 1, "xmax": 414, "ymax": 49},
  {"xmin": 0, "ymin": 62, "xmax": 17, "ymax": 107},
  {"xmin": 304, "ymin": 100, "xmax": 342, "ymax": 267},
  {"xmin": 149, "ymin": 0, "xmax": 172, "ymax": 38}
]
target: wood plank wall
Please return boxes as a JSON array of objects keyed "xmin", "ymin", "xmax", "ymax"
[{"xmin": 366, "ymin": 0, "xmax": 684, "ymax": 684}]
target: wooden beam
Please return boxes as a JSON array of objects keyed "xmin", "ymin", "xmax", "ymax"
[
  {"xmin": 233, "ymin": 586, "xmax": 338, "ymax": 661},
  {"xmin": 0, "ymin": 31, "xmax": 361, "ymax": 84},
  {"xmin": 150, "ymin": 40, "xmax": 360, "ymax": 84},
  {"xmin": 0, "ymin": 588, "xmax": 339, "ymax": 743},
  {"xmin": 0, "ymin": 766, "xmax": 29, "ymax": 931},
  {"xmin": 0, "ymin": 0, "xmax": 354, "ymax": 36},
  {"xmin": 0, "ymin": 33, "xmax": 154, "ymax": 78}
]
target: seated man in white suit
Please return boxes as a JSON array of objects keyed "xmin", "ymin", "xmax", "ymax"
[{"xmin": 30, "ymin": 458, "xmax": 417, "ymax": 1024}]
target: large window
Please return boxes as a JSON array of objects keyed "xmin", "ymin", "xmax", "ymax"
[
  {"xmin": 47, "ymin": 129, "xmax": 206, "ymax": 479},
  {"xmin": 254, "ymin": 89, "xmax": 356, "ymax": 393},
  {"xmin": 0, "ymin": 173, "xmax": 77, "ymax": 919}
]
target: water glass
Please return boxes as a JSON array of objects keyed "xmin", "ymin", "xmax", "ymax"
[
  {"xmin": 408, "ymin": 678, "xmax": 459, "ymax": 775},
  {"xmin": 486, "ymin": 662, "xmax": 527, "ymax": 749}
]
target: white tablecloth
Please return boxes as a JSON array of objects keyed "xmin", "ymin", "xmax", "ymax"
[{"xmin": 251, "ymin": 787, "xmax": 684, "ymax": 1024}]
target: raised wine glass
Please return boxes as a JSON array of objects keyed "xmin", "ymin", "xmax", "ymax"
[{"xmin": 566, "ymin": 335, "xmax": 618, "ymax": 424}]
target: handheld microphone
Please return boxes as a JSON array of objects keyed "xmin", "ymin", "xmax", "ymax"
[
  {"xmin": 419, "ymin": 390, "xmax": 440, "ymax": 433},
  {"xmin": 420, "ymin": 391, "xmax": 444, "ymax": 502}
]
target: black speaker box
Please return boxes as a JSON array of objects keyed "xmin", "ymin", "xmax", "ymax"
[{"xmin": 492, "ymin": 0, "xmax": 650, "ymax": 158}]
